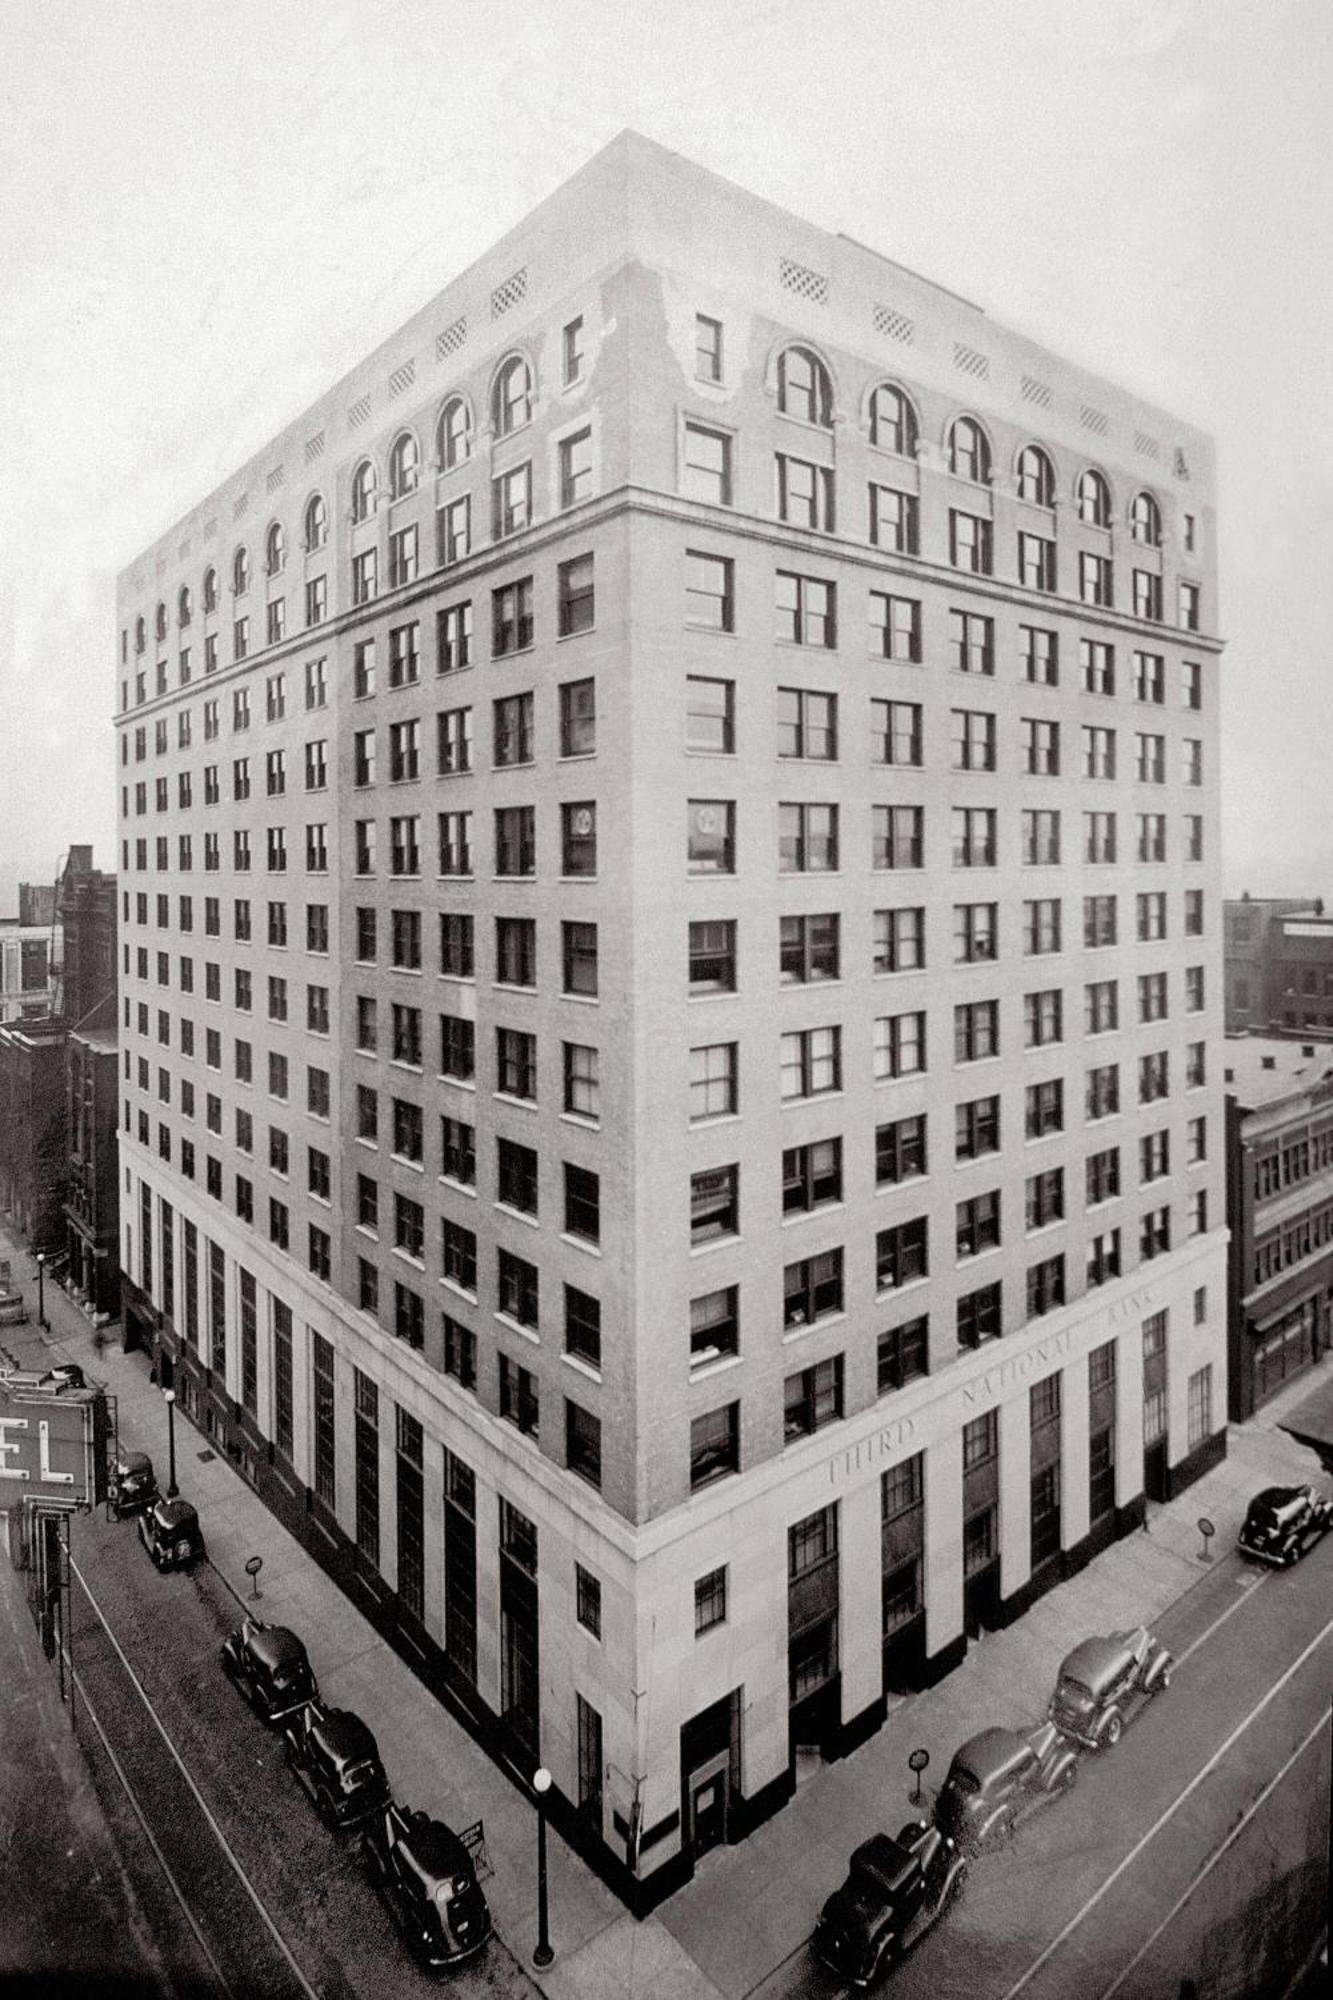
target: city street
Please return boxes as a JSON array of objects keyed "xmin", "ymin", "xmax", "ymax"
[{"xmin": 716, "ymin": 1547, "xmax": 1333, "ymax": 2000}]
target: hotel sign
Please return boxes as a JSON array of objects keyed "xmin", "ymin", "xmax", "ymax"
[{"xmin": 0, "ymin": 1384, "xmax": 104, "ymax": 1507}]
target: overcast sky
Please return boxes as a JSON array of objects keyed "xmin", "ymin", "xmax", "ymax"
[{"xmin": 2, "ymin": 0, "xmax": 1330, "ymax": 910}]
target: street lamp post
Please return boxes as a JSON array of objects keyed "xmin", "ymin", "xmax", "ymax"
[
  {"xmin": 532, "ymin": 1765, "xmax": 554, "ymax": 1968},
  {"xmin": 163, "ymin": 1388, "xmax": 179, "ymax": 1498},
  {"xmin": 35, "ymin": 1251, "xmax": 46, "ymax": 1330}
]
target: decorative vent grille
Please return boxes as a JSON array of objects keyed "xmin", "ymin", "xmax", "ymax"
[
  {"xmin": 491, "ymin": 268, "xmax": 528, "ymax": 318},
  {"xmin": 232, "ymin": 493, "xmax": 248, "ymax": 518},
  {"xmin": 265, "ymin": 465, "xmax": 285, "ymax": 492},
  {"xmin": 873, "ymin": 303, "xmax": 913, "ymax": 343},
  {"xmin": 953, "ymin": 342, "xmax": 990, "ymax": 380},
  {"xmin": 1021, "ymin": 375, "xmax": 1053, "ymax": 408},
  {"xmin": 388, "ymin": 360, "xmax": 416, "ymax": 397},
  {"xmin": 177, "ymin": 539, "xmax": 191, "ymax": 561},
  {"xmin": 203, "ymin": 516, "xmax": 218, "ymax": 540},
  {"xmin": 348, "ymin": 395, "xmax": 372, "ymax": 429},
  {"xmin": 304, "ymin": 432, "xmax": 326, "ymax": 463},
  {"xmin": 1173, "ymin": 447, "xmax": 1190, "ymax": 481},
  {"xmin": 1134, "ymin": 430, "xmax": 1160, "ymax": 460},
  {"xmin": 436, "ymin": 314, "xmax": 467, "ymax": 360},
  {"xmin": 780, "ymin": 256, "xmax": 829, "ymax": 304},
  {"xmin": 1080, "ymin": 405, "xmax": 1109, "ymax": 436}
]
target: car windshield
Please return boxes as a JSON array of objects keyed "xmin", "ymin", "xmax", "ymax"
[
  {"xmin": 1059, "ymin": 1675, "xmax": 1093, "ymax": 1699},
  {"xmin": 949, "ymin": 1767, "xmax": 981, "ymax": 1795}
]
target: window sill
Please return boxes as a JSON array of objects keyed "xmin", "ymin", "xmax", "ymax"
[
  {"xmin": 438, "ymin": 1277, "xmax": 478, "ymax": 1307},
  {"xmin": 689, "ymin": 1351, "xmax": 742, "ymax": 1382},
  {"xmin": 437, "ymin": 1073, "xmax": 476, "ymax": 1093},
  {"xmin": 391, "ymin": 1247, "xmax": 427, "ymax": 1273},
  {"xmin": 494, "ymin": 1200, "xmax": 540, "ymax": 1231},
  {"xmin": 438, "ymin": 1174, "xmax": 477, "ymax": 1199},
  {"xmin": 561, "ymin": 1351, "xmax": 602, "ymax": 1386},
  {"xmin": 559, "ymin": 1110, "xmax": 601, "ymax": 1132},
  {"xmin": 388, "ymin": 1152, "xmax": 424, "ymax": 1174},
  {"xmin": 493, "ymin": 1311, "xmax": 541, "ymax": 1348},
  {"xmin": 782, "ymin": 1309, "xmax": 847, "ymax": 1346},
  {"xmin": 560, "ymin": 1231, "xmax": 602, "ymax": 1258},
  {"xmin": 689, "ymin": 1233, "xmax": 739, "ymax": 1258},
  {"xmin": 781, "ymin": 1200, "xmax": 845, "ymax": 1227},
  {"xmin": 492, "ymin": 1091, "xmax": 538, "ymax": 1114}
]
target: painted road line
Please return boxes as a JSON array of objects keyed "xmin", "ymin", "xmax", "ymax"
[
  {"xmin": 1002, "ymin": 1609, "xmax": 1333, "ymax": 1998},
  {"xmin": 70, "ymin": 1553, "xmax": 320, "ymax": 2000},
  {"xmin": 1096, "ymin": 1705, "xmax": 1330, "ymax": 1999}
]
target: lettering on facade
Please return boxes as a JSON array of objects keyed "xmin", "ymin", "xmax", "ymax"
[
  {"xmin": 1107, "ymin": 1288, "xmax": 1155, "ymax": 1327},
  {"xmin": 960, "ymin": 1324, "xmax": 1076, "ymax": 1410},
  {"xmin": 825, "ymin": 1415, "xmax": 917, "ymax": 1488}
]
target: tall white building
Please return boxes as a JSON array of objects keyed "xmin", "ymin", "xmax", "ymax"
[{"xmin": 116, "ymin": 133, "xmax": 1226, "ymax": 1904}]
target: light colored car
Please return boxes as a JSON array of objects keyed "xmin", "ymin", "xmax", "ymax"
[{"xmin": 1049, "ymin": 1626, "xmax": 1172, "ymax": 1750}]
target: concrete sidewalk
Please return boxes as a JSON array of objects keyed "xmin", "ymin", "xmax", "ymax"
[{"xmin": 4, "ymin": 1215, "xmax": 1329, "ymax": 2000}]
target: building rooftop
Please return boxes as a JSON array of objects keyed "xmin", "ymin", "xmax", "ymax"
[{"xmin": 1224, "ymin": 1034, "xmax": 1333, "ymax": 1110}]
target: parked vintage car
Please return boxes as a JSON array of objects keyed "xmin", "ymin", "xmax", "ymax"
[
  {"xmin": 812, "ymin": 1820, "xmax": 968, "ymax": 1988},
  {"xmin": 360, "ymin": 1802, "xmax": 493, "ymax": 1968},
  {"xmin": 137, "ymin": 1495, "xmax": 205, "ymax": 1571},
  {"xmin": 108, "ymin": 1450, "xmax": 157, "ymax": 1519},
  {"xmin": 283, "ymin": 1700, "xmax": 391, "ymax": 1832},
  {"xmin": 1237, "ymin": 1484, "xmax": 1333, "ymax": 1567},
  {"xmin": 1048, "ymin": 1626, "xmax": 1172, "ymax": 1750},
  {"xmin": 221, "ymin": 1618, "xmax": 319, "ymax": 1724},
  {"xmin": 934, "ymin": 1721, "xmax": 1078, "ymax": 1852}
]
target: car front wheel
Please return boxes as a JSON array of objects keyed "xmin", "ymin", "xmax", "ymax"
[{"xmin": 1101, "ymin": 1712, "xmax": 1124, "ymax": 1748}]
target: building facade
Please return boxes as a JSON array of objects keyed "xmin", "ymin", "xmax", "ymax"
[
  {"xmin": 114, "ymin": 134, "xmax": 1227, "ymax": 1902},
  {"xmin": 1223, "ymin": 895, "xmax": 1333, "ymax": 1037},
  {"xmin": 0, "ymin": 1017, "xmax": 68, "ymax": 1251},
  {"xmin": 0, "ymin": 916, "xmax": 57, "ymax": 1022},
  {"xmin": 1224, "ymin": 1036, "xmax": 1333, "ymax": 1422}
]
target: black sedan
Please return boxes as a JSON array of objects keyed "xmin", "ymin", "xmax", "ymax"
[
  {"xmin": 360, "ymin": 1802, "xmax": 492, "ymax": 1968},
  {"xmin": 1238, "ymin": 1484, "xmax": 1333, "ymax": 1566},
  {"xmin": 284, "ymin": 1701, "xmax": 390, "ymax": 1833},
  {"xmin": 221, "ymin": 1618, "xmax": 319, "ymax": 1724},
  {"xmin": 137, "ymin": 1496, "xmax": 205, "ymax": 1570},
  {"xmin": 812, "ymin": 1820, "xmax": 968, "ymax": 1988}
]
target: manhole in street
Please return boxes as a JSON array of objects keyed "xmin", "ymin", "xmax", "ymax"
[{"xmin": 197, "ymin": 1449, "xmax": 217, "ymax": 1463}]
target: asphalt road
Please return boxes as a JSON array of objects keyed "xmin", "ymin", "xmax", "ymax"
[
  {"xmin": 753, "ymin": 1540, "xmax": 1333, "ymax": 2000},
  {"xmin": 65, "ymin": 1499, "xmax": 537, "ymax": 2000}
]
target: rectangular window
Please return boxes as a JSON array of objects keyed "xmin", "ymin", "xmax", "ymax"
[
  {"xmin": 685, "ymin": 675, "xmax": 735, "ymax": 754},
  {"xmin": 685, "ymin": 551, "xmax": 734, "ymax": 631},
  {"xmin": 687, "ymin": 799, "xmax": 735, "ymax": 874},
  {"xmin": 492, "ymin": 577, "xmax": 534, "ymax": 656},
  {"xmin": 875, "ymin": 1009, "xmax": 927, "ymax": 1079},
  {"xmin": 1023, "ymin": 898, "xmax": 1061, "ymax": 956},
  {"xmin": 780, "ymin": 1026, "xmax": 841, "ymax": 1100},
  {"xmin": 956, "ymin": 1191, "xmax": 1001, "ymax": 1258},
  {"xmin": 1025, "ymin": 1078, "xmax": 1063, "ymax": 1139},
  {"xmin": 690, "ymin": 1403, "xmax": 739, "ymax": 1489},
  {"xmin": 877, "ymin": 1219, "xmax": 929, "ymax": 1293},
  {"xmin": 873, "ymin": 905, "xmax": 925, "ymax": 974},
  {"xmin": 694, "ymin": 1567, "xmax": 727, "ymax": 1636},
  {"xmin": 689, "ymin": 1285, "xmax": 738, "ymax": 1366},
  {"xmin": 777, "ymin": 688, "xmax": 838, "ymax": 762},
  {"xmin": 1022, "ymin": 624, "xmax": 1059, "ymax": 685},
  {"xmin": 869, "ymin": 591, "xmax": 921, "ymax": 662},
  {"xmin": 559, "ymin": 426, "xmax": 593, "ymax": 508},
  {"xmin": 682, "ymin": 422, "xmax": 732, "ymax": 505},
  {"xmin": 871, "ymin": 698, "xmax": 922, "ymax": 768},
  {"xmin": 869, "ymin": 483, "xmax": 918, "ymax": 553},
  {"xmin": 954, "ymin": 708, "xmax": 997, "ymax": 772},
  {"xmin": 437, "ymin": 599, "xmax": 472, "ymax": 671},
  {"xmin": 558, "ymin": 554, "xmax": 595, "ymax": 635},
  {"xmin": 782, "ymin": 1137, "xmax": 843, "ymax": 1214},
  {"xmin": 780, "ymin": 911, "xmax": 839, "ymax": 984},
  {"xmin": 695, "ymin": 314, "xmax": 723, "ymax": 382},
  {"xmin": 784, "ymin": 1249, "xmax": 846, "ymax": 1326},
  {"xmin": 776, "ymin": 571, "xmax": 835, "ymax": 648},
  {"xmin": 491, "ymin": 461, "xmax": 532, "ymax": 539},
  {"xmin": 954, "ymin": 999, "xmax": 999, "ymax": 1063},
  {"xmin": 953, "ymin": 902, "xmax": 997, "ymax": 964},
  {"xmin": 778, "ymin": 801, "xmax": 838, "ymax": 871},
  {"xmin": 950, "ymin": 510, "xmax": 993, "ymax": 574},
  {"xmin": 874, "ymin": 805, "xmax": 924, "ymax": 870},
  {"xmin": 953, "ymin": 808, "xmax": 997, "ymax": 868},
  {"xmin": 777, "ymin": 453, "xmax": 835, "ymax": 531},
  {"xmin": 956, "ymin": 1095, "xmax": 1000, "ymax": 1160},
  {"xmin": 950, "ymin": 609, "xmax": 994, "ymax": 675}
]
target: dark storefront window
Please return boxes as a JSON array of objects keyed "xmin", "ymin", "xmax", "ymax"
[
  {"xmin": 312, "ymin": 1332, "xmax": 336, "ymax": 1510},
  {"xmin": 354, "ymin": 1369, "xmax": 380, "ymax": 1568},
  {"xmin": 208, "ymin": 1239, "xmax": 226, "ymax": 1376},
  {"xmin": 272, "ymin": 1300, "xmax": 293, "ymax": 1459},
  {"xmin": 239, "ymin": 1268, "xmax": 258, "ymax": 1417},
  {"xmin": 443, "ymin": 1451, "xmax": 477, "ymax": 1685}
]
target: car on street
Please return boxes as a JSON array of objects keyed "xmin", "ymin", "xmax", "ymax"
[
  {"xmin": 812, "ymin": 1819, "xmax": 969, "ymax": 1987},
  {"xmin": 1237, "ymin": 1484, "xmax": 1333, "ymax": 1566},
  {"xmin": 1047, "ymin": 1626, "xmax": 1172, "ymax": 1750},
  {"xmin": 137, "ymin": 1495, "xmax": 205, "ymax": 1571},
  {"xmin": 934, "ymin": 1720, "xmax": 1078, "ymax": 1852},
  {"xmin": 221, "ymin": 1618, "xmax": 319, "ymax": 1724},
  {"xmin": 283, "ymin": 1700, "xmax": 391, "ymax": 1832},
  {"xmin": 108, "ymin": 1450, "xmax": 157, "ymax": 1519},
  {"xmin": 359, "ymin": 1802, "xmax": 493, "ymax": 1968}
]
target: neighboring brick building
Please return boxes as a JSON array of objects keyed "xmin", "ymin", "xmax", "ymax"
[
  {"xmin": 0, "ymin": 916, "xmax": 57, "ymax": 1022},
  {"xmin": 58, "ymin": 846, "xmax": 118, "ymax": 1027},
  {"xmin": 0, "ymin": 1016, "xmax": 68, "ymax": 1251},
  {"xmin": 1223, "ymin": 894, "xmax": 1330, "ymax": 1034},
  {"xmin": 113, "ymin": 133, "xmax": 1226, "ymax": 1902},
  {"xmin": 64, "ymin": 995, "xmax": 120, "ymax": 1318},
  {"xmin": 1224, "ymin": 1035, "xmax": 1333, "ymax": 1421}
]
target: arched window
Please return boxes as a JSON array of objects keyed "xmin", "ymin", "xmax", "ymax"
[
  {"xmin": 948, "ymin": 417, "xmax": 991, "ymax": 484},
  {"xmin": 351, "ymin": 459, "xmax": 377, "ymax": 523},
  {"xmin": 304, "ymin": 493, "xmax": 328, "ymax": 551},
  {"xmin": 869, "ymin": 383, "xmax": 918, "ymax": 457},
  {"xmin": 1016, "ymin": 444, "xmax": 1056, "ymax": 508},
  {"xmin": 1076, "ymin": 468, "xmax": 1112, "ymax": 527},
  {"xmin": 154, "ymin": 602, "xmax": 167, "ymax": 642},
  {"xmin": 777, "ymin": 345, "xmax": 833, "ymax": 427},
  {"xmin": 178, "ymin": 585, "xmax": 192, "ymax": 628},
  {"xmin": 1130, "ymin": 490, "xmax": 1162, "ymax": 546},
  {"xmin": 265, "ymin": 522, "xmax": 285, "ymax": 576},
  {"xmin": 491, "ymin": 357, "xmax": 532, "ymax": 438},
  {"xmin": 388, "ymin": 431, "xmax": 419, "ymax": 499},
  {"xmin": 438, "ymin": 396, "xmax": 471, "ymax": 470},
  {"xmin": 232, "ymin": 546, "xmax": 250, "ymax": 596},
  {"xmin": 134, "ymin": 615, "xmax": 146, "ymax": 655},
  {"xmin": 203, "ymin": 567, "xmax": 218, "ymax": 613}
]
